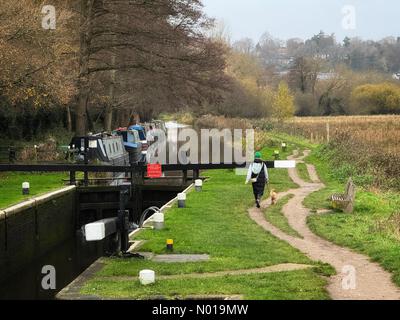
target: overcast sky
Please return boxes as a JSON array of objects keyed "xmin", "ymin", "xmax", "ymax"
[{"xmin": 202, "ymin": 0, "xmax": 399, "ymax": 43}]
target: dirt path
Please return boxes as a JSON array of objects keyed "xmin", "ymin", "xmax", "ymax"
[{"xmin": 249, "ymin": 150, "xmax": 400, "ymax": 300}]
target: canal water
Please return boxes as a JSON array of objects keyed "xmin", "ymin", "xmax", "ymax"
[
  {"xmin": 0, "ymin": 232, "xmax": 105, "ymax": 300},
  {"xmin": 0, "ymin": 189, "xmax": 180, "ymax": 300}
]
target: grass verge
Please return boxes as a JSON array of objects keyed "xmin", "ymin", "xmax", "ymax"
[
  {"xmin": 95, "ymin": 169, "xmax": 314, "ymax": 278},
  {"xmin": 264, "ymin": 194, "xmax": 303, "ymax": 238},
  {"xmin": 297, "ymin": 163, "xmax": 312, "ymax": 183},
  {"xmin": 82, "ymin": 269, "xmax": 330, "ymax": 300},
  {"xmin": 304, "ymin": 145, "xmax": 400, "ymax": 287},
  {"xmin": 0, "ymin": 172, "xmax": 67, "ymax": 209}
]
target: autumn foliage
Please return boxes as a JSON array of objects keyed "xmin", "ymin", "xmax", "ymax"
[{"xmin": 350, "ymin": 83, "xmax": 400, "ymax": 114}]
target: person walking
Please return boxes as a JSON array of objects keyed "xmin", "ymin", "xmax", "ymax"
[{"xmin": 246, "ymin": 152, "xmax": 269, "ymax": 208}]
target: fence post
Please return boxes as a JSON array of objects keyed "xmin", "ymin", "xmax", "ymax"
[
  {"xmin": 118, "ymin": 184, "xmax": 131, "ymax": 253},
  {"xmin": 193, "ymin": 169, "xmax": 200, "ymax": 180},
  {"xmin": 83, "ymin": 148, "xmax": 89, "ymax": 187},
  {"xmin": 326, "ymin": 123, "xmax": 330, "ymax": 143},
  {"xmin": 69, "ymin": 171, "xmax": 76, "ymax": 185},
  {"xmin": 34, "ymin": 145, "xmax": 38, "ymax": 163},
  {"xmin": 182, "ymin": 169, "xmax": 188, "ymax": 186},
  {"xmin": 8, "ymin": 146, "xmax": 16, "ymax": 163}
]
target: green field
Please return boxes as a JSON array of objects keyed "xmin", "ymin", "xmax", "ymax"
[{"xmin": 0, "ymin": 173, "xmax": 67, "ymax": 209}]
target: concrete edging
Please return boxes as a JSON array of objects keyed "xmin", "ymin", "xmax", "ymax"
[{"xmin": 2, "ymin": 186, "xmax": 76, "ymax": 217}]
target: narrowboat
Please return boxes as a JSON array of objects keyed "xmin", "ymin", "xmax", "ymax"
[
  {"xmin": 69, "ymin": 133, "xmax": 129, "ymax": 166},
  {"xmin": 128, "ymin": 125, "xmax": 149, "ymax": 157},
  {"xmin": 113, "ymin": 128, "xmax": 144, "ymax": 164}
]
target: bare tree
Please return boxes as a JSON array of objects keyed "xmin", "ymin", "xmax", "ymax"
[
  {"xmin": 74, "ymin": 0, "xmax": 229, "ymax": 135},
  {"xmin": 233, "ymin": 38, "xmax": 255, "ymax": 55},
  {"xmin": 289, "ymin": 57, "xmax": 322, "ymax": 94}
]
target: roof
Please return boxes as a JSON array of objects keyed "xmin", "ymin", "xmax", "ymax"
[
  {"xmin": 129, "ymin": 125, "xmax": 145, "ymax": 131},
  {"xmin": 124, "ymin": 142, "xmax": 140, "ymax": 149}
]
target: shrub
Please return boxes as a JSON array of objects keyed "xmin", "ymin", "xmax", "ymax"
[{"xmin": 350, "ymin": 83, "xmax": 400, "ymax": 114}]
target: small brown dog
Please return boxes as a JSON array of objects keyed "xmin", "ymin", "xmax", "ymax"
[{"xmin": 270, "ymin": 189, "xmax": 278, "ymax": 205}]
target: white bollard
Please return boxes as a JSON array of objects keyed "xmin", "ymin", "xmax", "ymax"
[
  {"xmin": 195, "ymin": 179, "xmax": 203, "ymax": 192},
  {"xmin": 177, "ymin": 193, "xmax": 186, "ymax": 208},
  {"xmin": 153, "ymin": 211, "xmax": 165, "ymax": 230},
  {"xmin": 84, "ymin": 218, "xmax": 118, "ymax": 242},
  {"xmin": 139, "ymin": 270, "xmax": 155, "ymax": 285},
  {"xmin": 22, "ymin": 182, "xmax": 30, "ymax": 195}
]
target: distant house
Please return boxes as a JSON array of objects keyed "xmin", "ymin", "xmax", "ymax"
[
  {"xmin": 275, "ymin": 70, "xmax": 337, "ymax": 80},
  {"xmin": 313, "ymin": 53, "xmax": 330, "ymax": 60},
  {"xmin": 259, "ymin": 46, "xmax": 294, "ymax": 68},
  {"xmin": 317, "ymin": 72, "xmax": 337, "ymax": 80},
  {"xmin": 276, "ymin": 70, "xmax": 289, "ymax": 77}
]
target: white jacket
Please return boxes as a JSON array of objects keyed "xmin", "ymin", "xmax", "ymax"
[{"xmin": 246, "ymin": 162, "xmax": 269, "ymax": 184}]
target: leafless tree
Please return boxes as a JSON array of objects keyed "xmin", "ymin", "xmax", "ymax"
[{"xmin": 75, "ymin": 0, "xmax": 229, "ymax": 135}]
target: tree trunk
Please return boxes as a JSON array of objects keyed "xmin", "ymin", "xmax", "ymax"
[
  {"xmin": 128, "ymin": 111, "xmax": 141, "ymax": 127},
  {"xmin": 116, "ymin": 109, "xmax": 126, "ymax": 127},
  {"xmin": 66, "ymin": 105, "xmax": 72, "ymax": 132},
  {"xmin": 104, "ymin": 14, "xmax": 118, "ymax": 133},
  {"xmin": 76, "ymin": 77, "xmax": 89, "ymax": 136},
  {"xmin": 104, "ymin": 60, "xmax": 116, "ymax": 132},
  {"xmin": 123, "ymin": 109, "xmax": 131, "ymax": 127},
  {"xmin": 104, "ymin": 103, "xmax": 113, "ymax": 132},
  {"xmin": 86, "ymin": 106, "xmax": 95, "ymax": 132},
  {"xmin": 76, "ymin": 0, "xmax": 94, "ymax": 136}
]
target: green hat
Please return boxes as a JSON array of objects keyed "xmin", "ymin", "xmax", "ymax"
[{"xmin": 255, "ymin": 152, "xmax": 262, "ymax": 159}]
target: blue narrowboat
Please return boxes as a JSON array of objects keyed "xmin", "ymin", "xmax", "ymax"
[
  {"xmin": 128, "ymin": 125, "xmax": 149, "ymax": 156},
  {"xmin": 113, "ymin": 128, "xmax": 144, "ymax": 164}
]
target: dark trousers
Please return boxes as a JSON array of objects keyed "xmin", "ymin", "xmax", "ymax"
[{"xmin": 252, "ymin": 181, "xmax": 266, "ymax": 202}]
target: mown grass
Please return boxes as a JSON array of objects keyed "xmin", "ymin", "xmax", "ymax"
[
  {"xmin": 304, "ymin": 145, "xmax": 400, "ymax": 287},
  {"xmin": 82, "ymin": 269, "xmax": 330, "ymax": 300},
  {"xmin": 0, "ymin": 172, "xmax": 67, "ymax": 209},
  {"xmin": 259, "ymin": 138, "xmax": 303, "ymax": 192},
  {"xmin": 303, "ymin": 149, "xmax": 343, "ymax": 212},
  {"xmin": 269, "ymin": 131, "xmax": 316, "ymax": 150},
  {"xmin": 296, "ymin": 163, "xmax": 312, "ymax": 183},
  {"xmin": 264, "ymin": 194, "xmax": 303, "ymax": 238},
  {"xmin": 83, "ymin": 144, "xmax": 330, "ymax": 300},
  {"xmin": 95, "ymin": 169, "xmax": 314, "ymax": 278}
]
